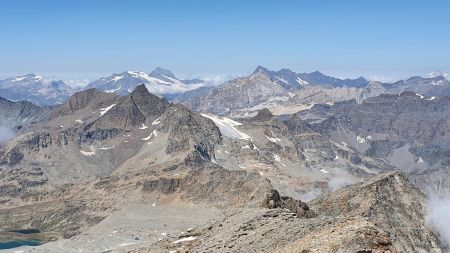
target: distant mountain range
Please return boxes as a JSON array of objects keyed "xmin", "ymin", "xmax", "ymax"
[
  {"xmin": 177, "ymin": 66, "xmax": 450, "ymax": 117},
  {"xmin": 1, "ymin": 67, "xmax": 449, "ymax": 109}
]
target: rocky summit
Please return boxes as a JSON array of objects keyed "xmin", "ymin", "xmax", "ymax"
[{"xmin": 0, "ymin": 82, "xmax": 448, "ymax": 253}]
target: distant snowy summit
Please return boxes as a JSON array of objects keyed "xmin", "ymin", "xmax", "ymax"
[
  {"xmin": 0, "ymin": 73, "xmax": 72, "ymax": 106},
  {"xmin": 426, "ymin": 71, "xmax": 449, "ymax": 80},
  {"xmin": 86, "ymin": 67, "xmax": 206, "ymax": 98}
]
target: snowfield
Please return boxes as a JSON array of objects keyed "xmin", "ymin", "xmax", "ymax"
[{"xmin": 201, "ymin": 114, "xmax": 251, "ymax": 139}]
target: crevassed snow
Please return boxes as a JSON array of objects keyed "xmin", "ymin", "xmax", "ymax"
[
  {"xmin": 265, "ymin": 135, "xmax": 281, "ymax": 143},
  {"xmin": 139, "ymin": 124, "xmax": 148, "ymax": 130},
  {"xmin": 142, "ymin": 130, "xmax": 158, "ymax": 141},
  {"xmin": 99, "ymin": 104, "xmax": 116, "ymax": 116},
  {"xmin": 173, "ymin": 236, "xmax": 197, "ymax": 244},
  {"xmin": 80, "ymin": 150, "xmax": 95, "ymax": 156},
  {"xmin": 320, "ymin": 169, "xmax": 330, "ymax": 174},
  {"xmin": 106, "ymin": 86, "xmax": 122, "ymax": 93},
  {"xmin": 201, "ymin": 114, "xmax": 251, "ymax": 139},
  {"xmin": 152, "ymin": 117, "xmax": 161, "ymax": 125}
]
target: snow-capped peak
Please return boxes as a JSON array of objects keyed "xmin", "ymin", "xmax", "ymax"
[
  {"xmin": 9, "ymin": 73, "xmax": 43, "ymax": 82},
  {"xmin": 427, "ymin": 71, "xmax": 449, "ymax": 79},
  {"xmin": 87, "ymin": 69, "xmax": 207, "ymax": 96}
]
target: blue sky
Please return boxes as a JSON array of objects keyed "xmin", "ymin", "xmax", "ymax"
[{"xmin": 0, "ymin": 0, "xmax": 449, "ymax": 84}]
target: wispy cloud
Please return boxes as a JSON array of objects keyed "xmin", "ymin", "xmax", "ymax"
[{"xmin": 0, "ymin": 125, "xmax": 14, "ymax": 144}]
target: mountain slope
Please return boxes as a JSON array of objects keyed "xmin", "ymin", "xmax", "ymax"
[{"xmin": 297, "ymin": 91, "xmax": 450, "ymax": 193}]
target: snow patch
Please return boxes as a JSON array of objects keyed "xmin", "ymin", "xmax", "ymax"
[
  {"xmin": 80, "ymin": 150, "xmax": 95, "ymax": 156},
  {"xmin": 320, "ymin": 169, "xmax": 330, "ymax": 174},
  {"xmin": 99, "ymin": 147, "xmax": 113, "ymax": 150},
  {"xmin": 142, "ymin": 130, "xmax": 158, "ymax": 141},
  {"xmin": 75, "ymin": 119, "xmax": 83, "ymax": 124},
  {"xmin": 106, "ymin": 86, "xmax": 122, "ymax": 93},
  {"xmin": 100, "ymin": 104, "xmax": 116, "ymax": 116},
  {"xmin": 418, "ymin": 157, "xmax": 424, "ymax": 163},
  {"xmin": 272, "ymin": 153, "xmax": 286, "ymax": 167},
  {"xmin": 356, "ymin": 136, "xmax": 366, "ymax": 144},
  {"xmin": 139, "ymin": 124, "xmax": 148, "ymax": 130},
  {"xmin": 416, "ymin": 93, "xmax": 424, "ymax": 99},
  {"xmin": 12, "ymin": 77, "xmax": 26, "ymax": 82},
  {"xmin": 428, "ymin": 96, "xmax": 436, "ymax": 101},
  {"xmin": 113, "ymin": 76, "xmax": 124, "ymax": 81},
  {"xmin": 296, "ymin": 78, "xmax": 309, "ymax": 85},
  {"xmin": 152, "ymin": 117, "xmax": 161, "ymax": 125},
  {"xmin": 173, "ymin": 236, "xmax": 197, "ymax": 244},
  {"xmin": 265, "ymin": 135, "xmax": 281, "ymax": 143},
  {"xmin": 118, "ymin": 242, "xmax": 136, "ymax": 247}
]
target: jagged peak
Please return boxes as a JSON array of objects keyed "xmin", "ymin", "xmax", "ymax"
[
  {"xmin": 251, "ymin": 108, "xmax": 274, "ymax": 121},
  {"xmin": 130, "ymin": 83, "xmax": 150, "ymax": 95},
  {"xmin": 150, "ymin": 67, "xmax": 176, "ymax": 79},
  {"xmin": 252, "ymin": 66, "xmax": 272, "ymax": 75}
]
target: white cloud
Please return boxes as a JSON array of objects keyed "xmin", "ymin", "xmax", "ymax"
[
  {"xmin": 66, "ymin": 79, "xmax": 91, "ymax": 88},
  {"xmin": 426, "ymin": 195, "xmax": 450, "ymax": 249}
]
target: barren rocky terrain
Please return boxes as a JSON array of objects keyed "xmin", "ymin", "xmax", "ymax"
[{"xmin": 0, "ymin": 85, "xmax": 447, "ymax": 252}]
